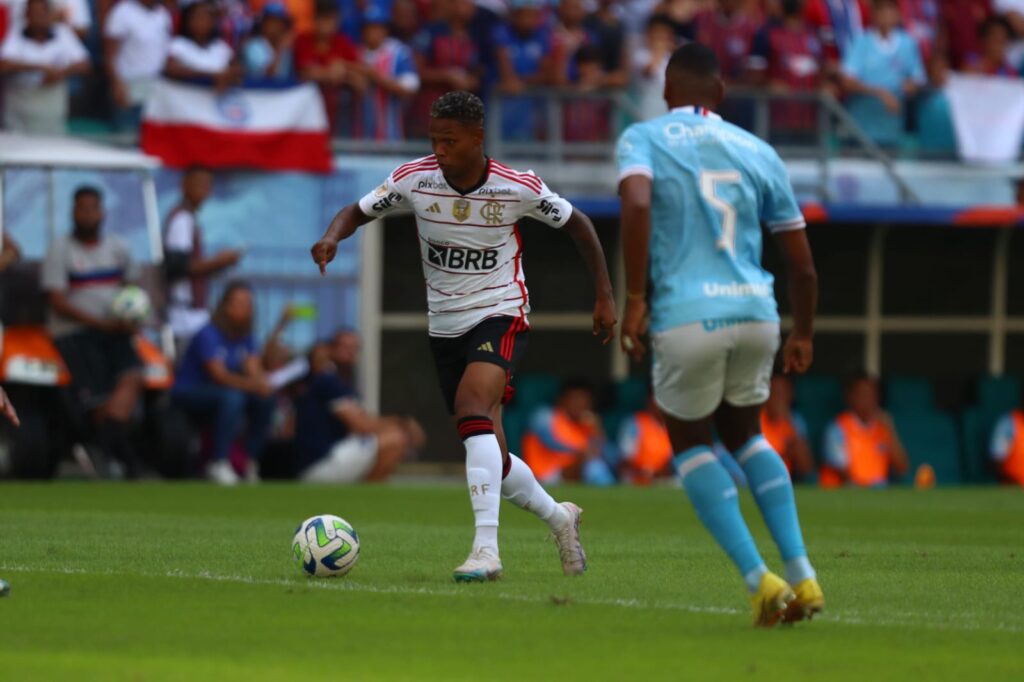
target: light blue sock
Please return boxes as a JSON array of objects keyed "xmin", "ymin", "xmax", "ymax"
[
  {"xmin": 674, "ymin": 446, "xmax": 767, "ymax": 592},
  {"xmin": 736, "ymin": 436, "xmax": 816, "ymax": 585}
]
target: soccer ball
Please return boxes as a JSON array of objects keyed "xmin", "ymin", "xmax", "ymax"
[
  {"xmin": 110, "ymin": 286, "xmax": 151, "ymax": 324},
  {"xmin": 292, "ymin": 515, "xmax": 360, "ymax": 577}
]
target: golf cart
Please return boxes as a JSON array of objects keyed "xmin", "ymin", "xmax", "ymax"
[{"xmin": 0, "ymin": 133, "xmax": 187, "ymax": 478}]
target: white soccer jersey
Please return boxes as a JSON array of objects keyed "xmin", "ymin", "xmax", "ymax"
[{"xmin": 358, "ymin": 156, "xmax": 573, "ymax": 337}]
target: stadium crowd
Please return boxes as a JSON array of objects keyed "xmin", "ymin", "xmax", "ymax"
[{"xmin": 2, "ymin": 0, "xmax": 1024, "ymax": 147}]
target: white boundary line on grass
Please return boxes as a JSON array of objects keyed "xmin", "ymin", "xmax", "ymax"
[{"xmin": 1, "ymin": 564, "xmax": 1020, "ymax": 635}]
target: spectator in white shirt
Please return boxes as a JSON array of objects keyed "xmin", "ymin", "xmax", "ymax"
[
  {"xmin": 4, "ymin": 0, "xmax": 91, "ymax": 40},
  {"xmin": 104, "ymin": 0, "xmax": 173, "ymax": 132},
  {"xmin": 163, "ymin": 0, "xmax": 242, "ymax": 90},
  {"xmin": 163, "ymin": 167, "xmax": 244, "ymax": 348},
  {"xmin": 0, "ymin": 0, "xmax": 89, "ymax": 134}
]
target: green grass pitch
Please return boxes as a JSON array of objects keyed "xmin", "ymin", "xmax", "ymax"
[{"xmin": 1, "ymin": 483, "xmax": 1022, "ymax": 681}]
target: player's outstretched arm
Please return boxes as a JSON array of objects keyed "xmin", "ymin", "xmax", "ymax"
[
  {"xmin": 774, "ymin": 229, "xmax": 818, "ymax": 374},
  {"xmin": 619, "ymin": 175, "xmax": 652, "ymax": 361},
  {"xmin": 564, "ymin": 209, "xmax": 617, "ymax": 344},
  {"xmin": 311, "ymin": 203, "xmax": 374, "ymax": 275}
]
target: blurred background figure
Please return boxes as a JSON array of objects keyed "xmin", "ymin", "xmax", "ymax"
[
  {"xmin": 840, "ymin": 0, "xmax": 925, "ymax": 146},
  {"xmin": 295, "ymin": 330, "xmax": 425, "ymax": 482},
  {"xmin": 694, "ymin": 0, "xmax": 761, "ymax": 84},
  {"xmin": 617, "ymin": 393, "xmax": 673, "ymax": 485},
  {"xmin": 494, "ymin": 0, "xmax": 558, "ymax": 140},
  {"xmin": 163, "ymin": 0, "xmax": 242, "ymax": 90},
  {"xmin": 941, "ymin": 0, "xmax": 994, "ymax": 70},
  {"xmin": 242, "ymin": 2, "xmax": 297, "ymax": 82},
  {"xmin": 4, "ymin": 0, "xmax": 91, "ymax": 39},
  {"xmin": 42, "ymin": 186, "xmax": 144, "ymax": 478},
  {"xmin": 821, "ymin": 371, "xmax": 910, "ymax": 487},
  {"xmin": 409, "ymin": 0, "xmax": 481, "ymax": 138},
  {"xmin": 760, "ymin": 373, "xmax": 815, "ymax": 482},
  {"xmin": 803, "ymin": 0, "xmax": 868, "ymax": 61},
  {"xmin": 963, "ymin": 16, "xmax": 1018, "ymax": 77},
  {"xmin": 632, "ymin": 13, "xmax": 678, "ymax": 121},
  {"xmin": 171, "ymin": 281, "xmax": 275, "ymax": 486},
  {"xmin": 0, "ymin": 0, "xmax": 90, "ymax": 134},
  {"xmin": 989, "ymin": 399, "xmax": 1024, "ymax": 486},
  {"xmin": 103, "ymin": 0, "xmax": 173, "ymax": 132},
  {"xmin": 354, "ymin": 4, "xmax": 420, "ymax": 140},
  {"xmin": 523, "ymin": 377, "xmax": 616, "ymax": 486},
  {"xmin": 163, "ymin": 167, "xmax": 243, "ymax": 350},
  {"xmin": 294, "ymin": 0, "xmax": 362, "ymax": 135}
]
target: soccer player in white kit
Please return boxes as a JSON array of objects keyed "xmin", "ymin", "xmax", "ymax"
[{"xmin": 311, "ymin": 91, "xmax": 617, "ymax": 582}]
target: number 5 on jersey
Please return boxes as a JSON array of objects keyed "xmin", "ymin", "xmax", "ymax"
[{"xmin": 700, "ymin": 170, "xmax": 741, "ymax": 256}]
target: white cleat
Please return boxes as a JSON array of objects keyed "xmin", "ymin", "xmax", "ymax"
[
  {"xmin": 452, "ymin": 547, "xmax": 503, "ymax": 583},
  {"xmin": 244, "ymin": 462, "xmax": 261, "ymax": 485},
  {"xmin": 207, "ymin": 460, "xmax": 240, "ymax": 486},
  {"xmin": 551, "ymin": 502, "xmax": 587, "ymax": 576}
]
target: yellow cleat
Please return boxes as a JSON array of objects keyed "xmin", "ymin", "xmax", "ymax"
[
  {"xmin": 783, "ymin": 578, "xmax": 825, "ymax": 624},
  {"xmin": 750, "ymin": 572, "xmax": 795, "ymax": 628}
]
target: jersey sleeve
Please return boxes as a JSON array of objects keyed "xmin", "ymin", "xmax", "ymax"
[
  {"xmin": 357, "ymin": 170, "xmax": 411, "ymax": 218},
  {"xmin": 519, "ymin": 174, "xmax": 573, "ymax": 228},
  {"xmin": 760, "ymin": 150, "xmax": 806, "ymax": 233},
  {"xmin": 616, "ymin": 123, "xmax": 654, "ymax": 182}
]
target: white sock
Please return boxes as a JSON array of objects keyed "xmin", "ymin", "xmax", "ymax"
[
  {"xmin": 501, "ymin": 453, "xmax": 570, "ymax": 530},
  {"xmin": 464, "ymin": 432, "xmax": 503, "ymax": 554}
]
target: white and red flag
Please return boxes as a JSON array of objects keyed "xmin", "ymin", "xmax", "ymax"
[{"xmin": 141, "ymin": 79, "xmax": 332, "ymax": 173}]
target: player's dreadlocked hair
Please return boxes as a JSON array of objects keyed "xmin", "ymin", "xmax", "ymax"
[{"xmin": 430, "ymin": 91, "xmax": 485, "ymax": 126}]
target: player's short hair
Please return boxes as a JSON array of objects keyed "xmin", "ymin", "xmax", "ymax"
[
  {"xmin": 73, "ymin": 185, "xmax": 102, "ymax": 203},
  {"xmin": 184, "ymin": 165, "xmax": 212, "ymax": 177},
  {"xmin": 872, "ymin": 0, "xmax": 898, "ymax": 9},
  {"xmin": 666, "ymin": 43, "xmax": 721, "ymax": 82},
  {"xmin": 430, "ymin": 91, "xmax": 485, "ymax": 127}
]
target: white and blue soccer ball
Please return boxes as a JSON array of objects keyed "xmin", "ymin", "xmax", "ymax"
[
  {"xmin": 292, "ymin": 514, "xmax": 360, "ymax": 577},
  {"xmin": 110, "ymin": 285, "xmax": 151, "ymax": 324}
]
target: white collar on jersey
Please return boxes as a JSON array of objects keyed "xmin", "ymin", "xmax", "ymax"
[{"xmin": 671, "ymin": 106, "xmax": 723, "ymax": 121}]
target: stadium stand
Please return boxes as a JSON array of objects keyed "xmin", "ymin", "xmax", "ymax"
[{"xmin": 3, "ymin": 0, "xmax": 1024, "ymax": 485}]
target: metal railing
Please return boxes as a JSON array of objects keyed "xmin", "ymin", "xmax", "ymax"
[{"xmin": 72, "ymin": 85, "xmax": 918, "ymax": 203}]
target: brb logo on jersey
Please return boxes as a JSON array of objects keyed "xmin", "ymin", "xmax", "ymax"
[{"xmin": 427, "ymin": 241, "xmax": 498, "ymax": 271}]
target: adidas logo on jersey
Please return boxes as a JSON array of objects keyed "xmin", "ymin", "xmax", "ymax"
[
  {"xmin": 477, "ymin": 342, "xmax": 495, "ymax": 353},
  {"xmin": 426, "ymin": 203, "xmax": 441, "ymax": 214}
]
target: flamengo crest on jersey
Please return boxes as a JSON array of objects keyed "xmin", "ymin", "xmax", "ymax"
[{"xmin": 358, "ymin": 156, "xmax": 573, "ymax": 337}]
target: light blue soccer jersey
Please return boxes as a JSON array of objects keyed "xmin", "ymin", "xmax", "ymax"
[{"xmin": 616, "ymin": 106, "xmax": 805, "ymax": 333}]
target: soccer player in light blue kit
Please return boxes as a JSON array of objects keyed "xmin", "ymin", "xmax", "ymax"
[{"xmin": 617, "ymin": 43, "xmax": 824, "ymax": 627}]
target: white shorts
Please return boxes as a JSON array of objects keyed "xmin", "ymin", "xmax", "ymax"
[
  {"xmin": 651, "ymin": 320, "xmax": 780, "ymax": 421},
  {"xmin": 300, "ymin": 435, "xmax": 379, "ymax": 484}
]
